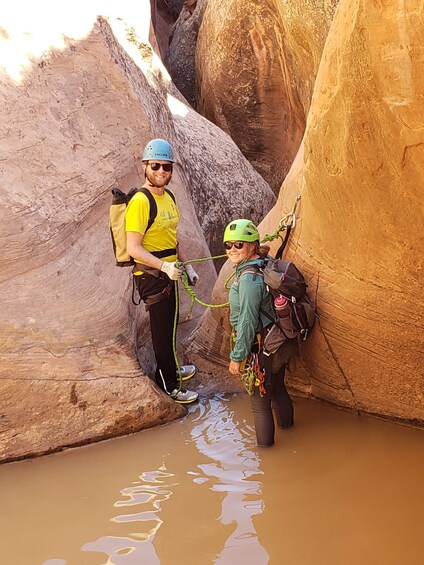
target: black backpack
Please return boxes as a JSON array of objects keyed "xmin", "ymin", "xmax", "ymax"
[
  {"xmin": 109, "ymin": 187, "xmax": 176, "ymax": 266},
  {"xmin": 261, "ymin": 257, "xmax": 317, "ymax": 340},
  {"xmin": 240, "ymin": 257, "xmax": 317, "ymax": 352}
]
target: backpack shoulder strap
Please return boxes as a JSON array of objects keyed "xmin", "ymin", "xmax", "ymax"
[
  {"xmin": 238, "ymin": 263, "xmax": 278, "ymax": 330},
  {"xmin": 260, "ymin": 306, "xmax": 275, "ymax": 324},
  {"xmin": 137, "ymin": 187, "xmax": 157, "ymax": 234},
  {"xmin": 239, "ymin": 267, "xmax": 261, "ymax": 280},
  {"xmin": 238, "ymin": 263, "xmax": 265, "ymax": 281},
  {"xmin": 137, "ymin": 187, "xmax": 177, "ymax": 234},
  {"xmin": 164, "ymin": 187, "xmax": 176, "ymax": 204}
]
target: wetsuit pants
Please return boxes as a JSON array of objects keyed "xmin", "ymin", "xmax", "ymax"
[
  {"xmin": 134, "ymin": 273, "xmax": 179, "ymax": 394},
  {"xmin": 250, "ymin": 338, "xmax": 296, "ymax": 447},
  {"xmin": 250, "ymin": 364, "xmax": 293, "ymax": 447}
]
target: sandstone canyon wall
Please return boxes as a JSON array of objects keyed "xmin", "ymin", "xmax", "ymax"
[
  {"xmin": 188, "ymin": 0, "xmax": 424, "ymax": 425},
  {"xmin": 194, "ymin": 0, "xmax": 339, "ymax": 193},
  {"xmin": 1, "ymin": 0, "xmax": 423, "ymax": 464},
  {"xmin": 0, "ymin": 4, "xmax": 274, "ymax": 462},
  {"xmin": 165, "ymin": 0, "xmax": 207, "ymax": 108}
]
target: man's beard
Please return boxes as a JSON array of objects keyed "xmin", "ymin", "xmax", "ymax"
[{"xmin": 145, "ymin": 170, "xmax": 170, "ymax": 188}]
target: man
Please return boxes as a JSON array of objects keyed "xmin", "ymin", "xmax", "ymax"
[{"xmin": 126, "ymin": 138, "xmax": 199, "ymax": 403}]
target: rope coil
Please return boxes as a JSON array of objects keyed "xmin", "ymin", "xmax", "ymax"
[{"xmin": 170, "ymin": 194, "xmax": 301, "ymax": 391}]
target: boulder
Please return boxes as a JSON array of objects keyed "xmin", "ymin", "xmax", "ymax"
[
  {"xmin": 165, "ymin": 0, "xmax": 207, "ymax": 108},
  {"xmin": 195, "ymin": 0, "xmax": 338, "ymax": 193},
  {"xmin": 187, "ymin": 0, "xmax": 424, "ymax": 426},
  {"xmin": 0, "ymin": 6, "xmax": 274, "ymax": 462}
]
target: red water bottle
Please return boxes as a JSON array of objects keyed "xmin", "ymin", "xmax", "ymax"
[{"xmin": 274, "ymin": 294, "xmax": 291, "ymax": 318}]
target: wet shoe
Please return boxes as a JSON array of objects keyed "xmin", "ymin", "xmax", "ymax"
[
  {"xmin": 177, "ymin": 364, "xmax": 197, "ymax": 381},
  {"xmin": 170, "ymin": 388, "xmax": 198, "ymax": 404}
]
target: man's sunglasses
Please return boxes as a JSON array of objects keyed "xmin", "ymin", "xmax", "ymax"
[
  {"xmin": 224, "ymin": 241, "xmax": 246, "ymax": 250},
  {"xmin": 149, "ymin": 162, "xmax": 173, "ymax": 172}
]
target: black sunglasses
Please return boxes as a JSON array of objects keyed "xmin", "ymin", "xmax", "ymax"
[
  {"xmin": 224, "ymin": 241, "xmax": 246, "ymax": 250},
  {"xmin": 149, "ymin": 162, "xmax": 173, "ymax": 172}
]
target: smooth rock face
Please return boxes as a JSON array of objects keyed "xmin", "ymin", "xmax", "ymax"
[
  {"xmin": 295, "ymin": 0, "xmax": 424, "ymax": 422},
  {"xmin": 275, "ymin": 0, "xmax": 339, "ymax": 116},
  {"xmin": 195, "ymin": 0, "xmax": 338, "ymax": 193},
  {"xmin": 188, "ymin": 0, "xmax": 424, "ymax": 425},
  {"xmin": 165, "ymin": 0, "xmax": 207, "ymax": 108},
  {"xmin": 2, "ymin": 0, "xmax": 423, "ymax": 464},
  {"xmin": 0, "ymin": 8, "xmax": 274, "ymax": 462}
]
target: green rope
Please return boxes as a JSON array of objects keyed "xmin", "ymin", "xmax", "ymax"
[
  {"xmin": 260, "ymin": 194, "xmax": 301, "ymax": 244},
  {"xmin": 173, "ymin": 281, "xmax": 184, "ymax": 391},
  {"xmin": 173, "ymin": 253, "xmax": 229, "ymax": 391},
  {"xmin": 178, "ymin": 254, "xmax": 230, "ymax": 313},
  {"xmin": 240, "ymin": 364, "xmax": 257, "ymax": 396},
  {"xmin": 260, "ymin": 224, "xmax": 287, "ymax": 244},
  {"xmin": 171, "ymin": 194, "xmax": 302, "ymax": 391},
  {"xmin": 181, "ymin": 254, "xmax": 227, "ymax": 265}
]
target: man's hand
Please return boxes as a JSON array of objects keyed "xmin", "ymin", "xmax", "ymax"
[
  {"xmin": 229, "ymin": 360, "xmax": 241, "ymax": 376},
  {"xmin": 185, "ymin": 264, "xmax": 199, "ymax": 286},
  {"xmin": 160, "ymin": 261, "xmax": 184, "ymax": 280}
]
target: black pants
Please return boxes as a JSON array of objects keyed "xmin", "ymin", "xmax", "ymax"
[
  {"xmin": 250, "ymin": 364, "xmax": 293, "ymax": 446},
  {"xmin": 134, "ymin": 273, "xmax": 178, "ymax": 394}
]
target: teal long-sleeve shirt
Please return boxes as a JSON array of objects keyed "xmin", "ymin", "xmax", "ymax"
[{"xmin": 229, "ymin": 258, "xmax": 275, "ymax": 362}]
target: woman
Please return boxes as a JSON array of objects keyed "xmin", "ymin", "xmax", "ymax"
[{"xmin": 224, "ymin": 219, "xmax": 296, "ymax": 446}]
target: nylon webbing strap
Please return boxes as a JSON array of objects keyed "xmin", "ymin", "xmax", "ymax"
[
  {"xmin": 138, "ymin": 187, "xmax": 176, "ymax": 233},
  {"xmin": 151, "ymin": 248, "xmax": 177, "ymax": 259},
  {"xmin": 275, "ymin": 226, "xmax": 291, "ymax": 260}
]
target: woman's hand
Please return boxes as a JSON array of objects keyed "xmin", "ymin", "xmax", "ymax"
[{"xmin": 229, "ymin": 360, "xmax": 241, "ymax": 376}]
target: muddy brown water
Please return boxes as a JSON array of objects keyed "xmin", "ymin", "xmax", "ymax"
[{"xmin": 1, "ymin": 393, "xmax": 424, "ymax": 565}]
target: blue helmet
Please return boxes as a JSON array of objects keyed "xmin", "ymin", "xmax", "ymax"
[{"xmin": 142, "ymin": 139, "xmax": 174, "ymax": 162}]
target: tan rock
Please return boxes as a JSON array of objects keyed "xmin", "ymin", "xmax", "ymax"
[
  {"xmin": 166, "ymin": 0, "xmax": 207, "ymax": 108},
  {"xmin": 0, "ymin": 7, "xmax": 274, "ymax": 462},
  {"xmin": 292, "ymin": 0, "xmax": 424, "ymax": 422},
  {"xmin": 188, "ymin": 0, "xmax": 424, "ymax": 426},
  {"xmin": 195, "ymin": 0, "xmax": 338, "ymax": 192}
]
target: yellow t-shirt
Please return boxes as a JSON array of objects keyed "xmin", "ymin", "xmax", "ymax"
[{"xmin": 125, "ymin": 189, "xmax": 179, "ymax": 267}]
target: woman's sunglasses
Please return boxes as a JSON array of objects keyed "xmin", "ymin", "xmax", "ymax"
[
  {"xmin": 149, "ymin": 162, "xmax": 173, "ymax": 172},
  {"xmin": 224, "ymin": 241, "xmax": 246, "ymax": 251}
]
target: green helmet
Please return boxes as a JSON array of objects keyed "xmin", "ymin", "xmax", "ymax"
[
  {"xmin": 142, "ymin": 139, "xmax": 174, "ymax": 162},
  {"xmin": 223, "ymin": 219, "xmax": 259, "ymax": 243}
]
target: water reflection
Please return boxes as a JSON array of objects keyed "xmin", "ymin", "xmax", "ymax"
[
  {"xmin": 81, "ymin": 395, "xmax": 269, "ymax": 564},
  {"xmin": 82, "ymin": 469, "xmax": 172, "ymax": 563},
  {"xmin": 3, "ymin": 394, "xmax": 424, "ymax": 564},
  {"xmin": 191, "ymin": 397, "xmax": 269, "ymax": 564}
]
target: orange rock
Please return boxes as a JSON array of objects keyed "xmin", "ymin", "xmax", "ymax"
[
  {"xmin": 0, "ymin": 10, "xmax": 273, "ymax": 461},
  {"xmin": 195, "ymin": 0, "xmax": 338, "ymax": 192},
  {"xmin": 188, "ymin": 0, "xmax": 424, "ymax": 426}
]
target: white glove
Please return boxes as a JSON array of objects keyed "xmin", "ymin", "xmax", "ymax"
[
  {"xmin": 160, "ymin": 261, "xmax": 184, "ymax": 280},
  {"xmin": 185, "ymin": 264, "xmax": 199, "ymax": 286}
]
